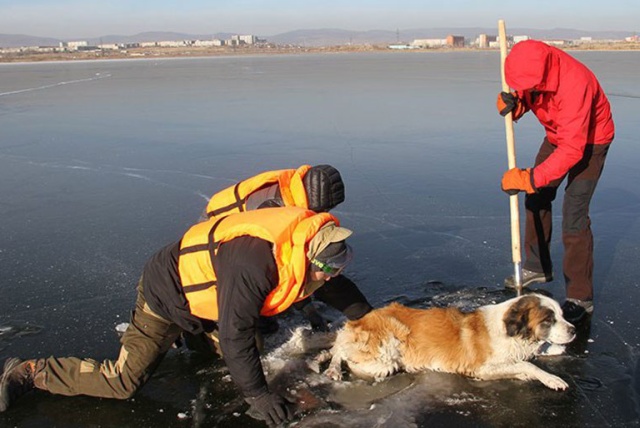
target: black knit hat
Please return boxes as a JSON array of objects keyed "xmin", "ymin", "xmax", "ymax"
[{"xmin": 303, "ymin": 164, "xmax": 345, "ymax": 212}]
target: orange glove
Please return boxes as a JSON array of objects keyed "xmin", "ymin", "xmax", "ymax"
[
  {"xmin": 496, "ymin": 92, "xmax": 526, "ymax": 120},
  {"xmin": 501, "ymin": 168, "xmax": 536, "ymax": 195}
]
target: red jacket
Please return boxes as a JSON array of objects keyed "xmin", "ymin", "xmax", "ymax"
[{"xmin": 505, "ymin": 40, "xmax": 615, "ymax": 187}]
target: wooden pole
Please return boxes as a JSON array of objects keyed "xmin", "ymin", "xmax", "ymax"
[{"xmin": 498, "ymin": 19, "xmax": 523, "ymax": 295}]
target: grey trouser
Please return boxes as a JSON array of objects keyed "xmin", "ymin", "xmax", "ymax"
[{"xmin": 35, "ymin": 279, "xmax": 182, "ymax": 399}]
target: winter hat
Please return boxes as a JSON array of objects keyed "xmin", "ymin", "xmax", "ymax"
[
  {"xmin": 306, "ymin": 222, "xmax": 352, "ymax": 261},
  {"xmin": 307, "ymin": 222, "xmax": 353, "ymax": 274},
  {"xmin": 301, "ymin": 223, "xmax": 353, "ymax": 297},
  {"xmin": 303, "ymin": 165, "xmax": 345, "ymax": 212},
  {"xmin": 313, "ymin": 240, "xmax": 352, "ymax": 272}
]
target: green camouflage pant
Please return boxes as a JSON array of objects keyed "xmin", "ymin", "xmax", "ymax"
[{"xmin": 35, "ymin": 278, "xmax": 183, "ymax": 399}]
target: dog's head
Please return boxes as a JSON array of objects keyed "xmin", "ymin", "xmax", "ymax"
[{"xmin": 503, "ymin": 294, "xmax": 576, "ymax": 344}]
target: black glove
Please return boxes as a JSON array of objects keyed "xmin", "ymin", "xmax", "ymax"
[
  {"xmin": 496, "ymin": 91, "xmax": 518, "ymax": 116},
  {"xmin": 245, "ymin": 392, "xmax": 294, "ymax": 426},
  {"xmin": 301, "ymin": 303, "xmax": 329, "ymax": 332}
]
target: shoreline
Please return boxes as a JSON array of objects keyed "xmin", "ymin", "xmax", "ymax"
[{"xmin": 1, "ymin": 43, "xmax": 638, "ymax": 64}]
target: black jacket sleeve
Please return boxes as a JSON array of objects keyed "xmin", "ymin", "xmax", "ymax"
[
  {"xmin": 213, "ymin": 236, "xmax": 279, "ymax": 399},
  {"xmin": 313, "ymin": 275, "xmax": 373, "ymax": 320}
]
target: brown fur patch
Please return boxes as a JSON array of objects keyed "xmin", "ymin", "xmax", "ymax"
[{"xmin": 346, "ymin": 303, "xmax": 492, "ymax": 376}]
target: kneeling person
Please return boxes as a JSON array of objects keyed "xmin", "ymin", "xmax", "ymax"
[{"xmin": 0, "ymin": 207, "xmax": 371, "ymax": 427}]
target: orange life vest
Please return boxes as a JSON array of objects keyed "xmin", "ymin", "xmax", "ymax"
[
  {"xmin": 204, "ymin": 165, "xmax": 312, "ymax": 220},
  {"xmin": 178, "ymin": 206, "xmax": 338, "ymax": 321}
]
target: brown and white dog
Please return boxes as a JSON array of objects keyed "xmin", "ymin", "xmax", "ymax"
[{"xmin": 319, "ymin": 294, "xmax": 575, "ymax": 390}]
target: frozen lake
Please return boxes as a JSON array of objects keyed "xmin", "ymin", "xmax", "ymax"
[{"xmin": 1, "ymin": 51, "xmax": 639, "ymax": 427}]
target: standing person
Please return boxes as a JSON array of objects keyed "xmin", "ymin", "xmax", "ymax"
[
  {"xmin": 0, "ymin": 207, "xmax": 372, "ymax": 427},
  {"xmin": 497, "ymin": 40, "xmax": 615, "ymax": 323}
]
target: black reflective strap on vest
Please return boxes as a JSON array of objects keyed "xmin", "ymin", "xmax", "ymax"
[
  {"xmin": 183, "ymin": 281, "xmax": 216, "ymax": 293},
  {"xmin": 181, "ymin": 217, "xmax": 225, "ymax": 294},
  {"xmin": 208, "ymin": 182, "xmax": 246, "ymax": 217}
]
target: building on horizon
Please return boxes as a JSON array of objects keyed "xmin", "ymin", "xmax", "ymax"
[
  {"xmin": 410, "ymin": 36, "xmax": 465, "ymax": 49},
  {"xmin": 544, "ymin": 40, "xmax": 568, "ymax": 46},
  {"xmin": 97, "ymin": 43, "xmax": 120, "ymax": 50},
  {"xmin": 513, "ymin": 35, "xmax": 531, "ymax": 44},
  {"xmin": 228, "ymin": 35, "xmax": 264, "ymax": 46},
  {"xmin": 59, "ymin": 41, "xmax": 88, "ymax": 51},
  {"xmin": 238, "ymin": 35, "xmax": 257, "ymax": 44},
  {"xmin": 446, "ymin": 35, "xmax": 465, "ymax": 47},
  {"xmin": 492, "ymin": 35, "xmax": 513, "ymax": 48},
  {"xmin": 476, "ymin": 34, "xmax": 497, "ymax": 48},
  {"xmin": 388, "ymin": 44, "xmax": 415, "ymax": 50},
  {"xmin": 411, "ymin": 38, "xmax": 447, "ymax": 48}
]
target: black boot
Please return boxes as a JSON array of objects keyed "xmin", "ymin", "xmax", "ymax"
[{"xmin": 0, "ymin": 358, "xmax": 40, "ymax": 412}]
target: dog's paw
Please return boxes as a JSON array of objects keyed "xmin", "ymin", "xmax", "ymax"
[
  {"xmin": 307, "ymin": 359, "xmax": 321, "ymax": 373},
  {"xmin": 324, "ymin": 365, "xmax": 343, "ymax": 381},
  {"xmin": 307, "ymin": 350, "xmax": 332, "ymax": 374},
  {"xmin": 540, "ymin": 373, "xmax": 569, "ymax": 390},
  {"xmin": 314, "ymin": 350, "xmax": 333, "ymax": 364}
]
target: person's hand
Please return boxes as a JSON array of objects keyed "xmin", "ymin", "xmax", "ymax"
[
  {"xmin": 496, "ymin": 91, "xmax": 522, "ymax": 117},
  {"xmin": 301, "ymin": 304, "xmax": 329, "ymax": 332},
  {"xmin": 245, "ymin": 392, "xmax": 294, "ymax": 426},
  {"xmin": 501, "ymin": 168, "xmax": 537, "ymax": 195}
]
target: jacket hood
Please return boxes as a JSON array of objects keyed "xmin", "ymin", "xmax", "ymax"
[{"xmin": 505, "ymin": 40, "xmax": 559, "ymax": 92}]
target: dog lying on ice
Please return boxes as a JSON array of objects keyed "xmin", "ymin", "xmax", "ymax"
[{"xmin": 318, "ymin": 294, "xmax": 575, "ymax": 390}]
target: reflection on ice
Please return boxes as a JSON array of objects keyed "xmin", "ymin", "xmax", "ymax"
[
  {"xmin": 0, "ymin": 322, "xmax": 43, "ymax": 339},
  {"xmin": 0, "ymin": 74, "xmax": 111, "ymax": 97},
  {"xmin": 0, "ymin": 322, "xmax": 43, "ymax": 352}
]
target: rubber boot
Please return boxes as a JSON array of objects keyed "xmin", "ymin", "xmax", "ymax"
[{"xmin": 0, "ymin": 358, "xmax": 44, "ymax": 412}]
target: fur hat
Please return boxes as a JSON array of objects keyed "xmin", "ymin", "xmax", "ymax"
[{"xmin": 303, "ymin": 165, "xmax": 345, "ymax": 212}]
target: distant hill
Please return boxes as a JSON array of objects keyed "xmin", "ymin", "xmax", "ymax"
[
  {"xmin": 1, "ymin": 27, "xmax": 636, "ymax": 48},
  {"xmin": 0, "ymin": 34, "xmax": 62, "ymax": 48}
]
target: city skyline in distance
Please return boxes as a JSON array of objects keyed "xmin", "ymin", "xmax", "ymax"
[
  {"xmin": 0, "ymin": 0, "xmax": 637, "ymax": 40},
  {"xmin": 1, "ymin": 26, "xmax": 636, "ymax": 50}
]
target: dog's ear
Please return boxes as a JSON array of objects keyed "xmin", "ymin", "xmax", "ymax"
[
  {"xmin": 505, "ymin": 308, "xmax": 527, "ymax": 337},
  {"xmin": 504, "ymin": 298, "xmax": 533, "ymax": 339}
]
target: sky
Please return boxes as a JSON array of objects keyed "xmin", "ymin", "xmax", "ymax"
[{"xmin": 0, "ymin": 0, "xmax": 637, "ymax": 39}]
